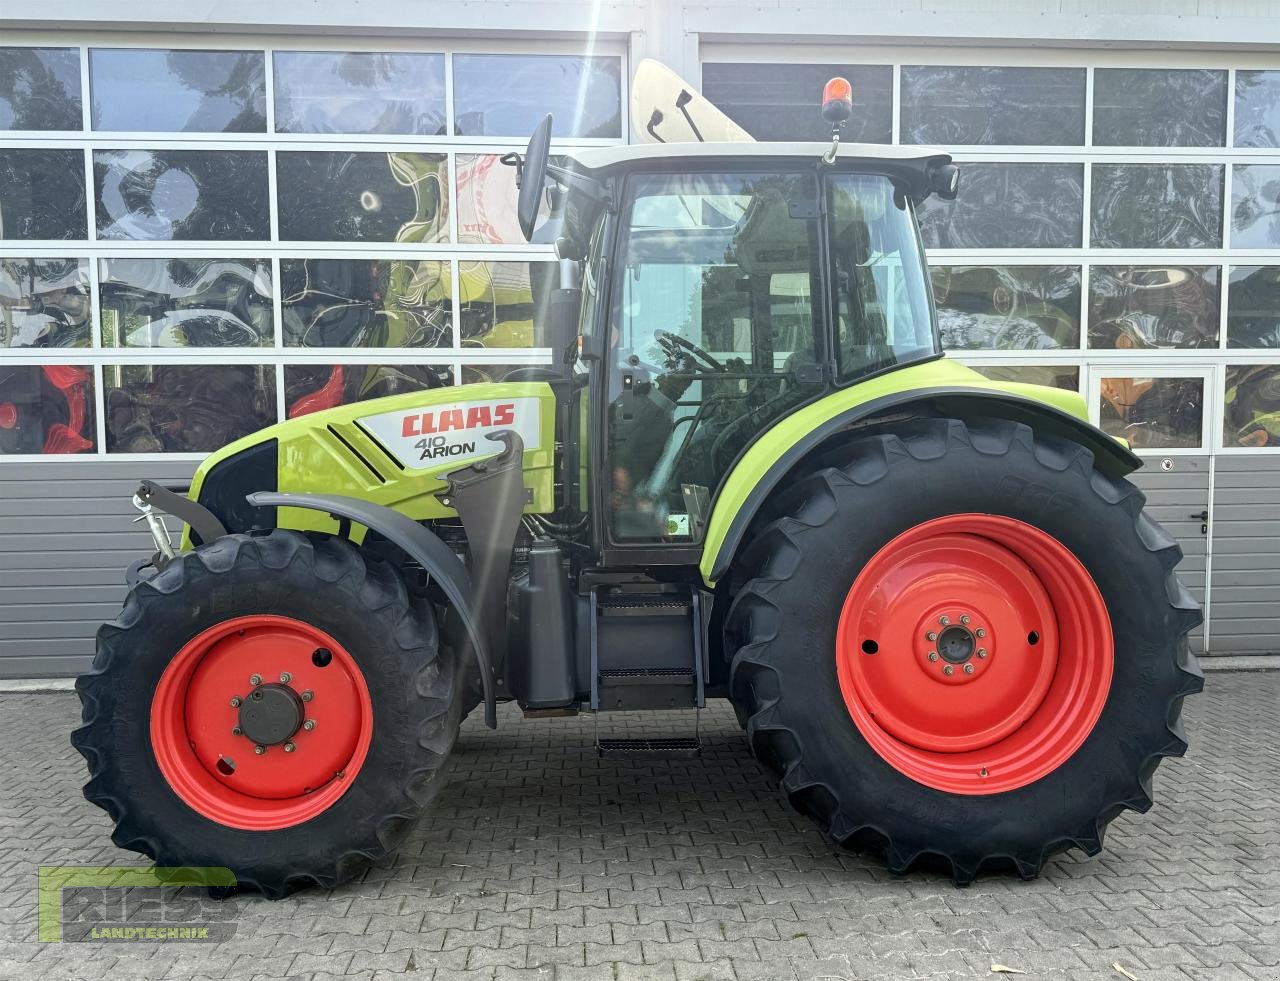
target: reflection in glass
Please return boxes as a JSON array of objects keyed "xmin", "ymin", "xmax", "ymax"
[
  {"xmin": 702, "ymin": 63, "xmax": 891, "ymax": 142},
  {"xmin": 1231, "ymin": 164, "xmax": 1280, "ymax": 249},
  {"xmin": 0, "ymin": 364, "xmax": 95, "ymax": 454},
  {"xmin": 276, "ymin": 151, "xmax": 448, "ymax": 243},
  {"xmin": 0, "ymin": 258, "xmax": 90, "ymax": 347},
  {"xmin": 453, "ymin": 54, "xmax": 621, "ymax": 138},
  {"xmin": 1098, "ymin": 376, "xmax": 1204, "ymax": 449},
  {"xmin": 901, "ymin": 66, "xmax": 1085, "ymax": 145},
  {"xmin": 281, "ymin": 259, "xmax": 452, "ymax": 348},
  {"xmin": 1228, "ymin": 266, "xmax": 1280, "ymax": 348},
  {"xmin": 285, "ymin": 363, "xmax": 452, "ymax": 418},
  {"xmin": 1235, "ymin": 71, "xmax": 1280, "ymax": 148},
  {"xmin": 99, "ymin": 258, "xmax": 273, "ymax": 348},
  {"xmin": 971, "ymin": 364, "xmax": 1080, "ymax": 391},
  {"xmin": 103, "ymin": 364, "xmax": 275, "ymax": 453},
  {"xmin": 456, "ymin": 154, "xmax": 558, "ymax": 245},
  {"xmin": 1093, "ymin": 69, "xmax": 1226, "ymax": 147},
  {"xmin": 918, "ymin": 163, "xmax": 1083, "ymax": 249},
  {"xmin": 273, "ymin": 51, "xmax": 445, "ymax": 135},
  {"xmin": 0, "ymin": 148, "xmax": 86, "ymax": 240},
  {"xmin": 1225, "ymin": 365, "xmax": 1280, "ymax": 447},
  {"xmin": 460, "ymin": 362, "xmax": 553, "ymax": 385},
  {"xmin": 90, "ymin": 48, "xmax": 265, "ymax": 132},
  {"xmin": 932, "ymin": 265, "xmax": 1080, "ymax": 350},
  {"xmin": 1088, "ymin": 266, "xmax": 1219, "ymax": 349},
  {"xmin": 458, "ymin": 261, "xmax": 556, "ymax": 349},
  {"xmin": 94, "ymin": 149, "xmax": 269, "ymax": 241},
  {"xmin": 0, "ymin": 48, "xmax": 81, "ymax": 130},
  {"xmin": 1091, "ymin": 164, "xmax": 1223, "ymax": 249}
]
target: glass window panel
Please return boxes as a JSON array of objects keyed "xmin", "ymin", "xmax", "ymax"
[
  {"xmin": 94, "ymin": 149, "xmax": 268, "ymax": 241},
  {"xmin": 701, "ymin": 63, "xmax": 892, "ymax": 143},
  {"xmin": 1230, "ymin": 164, "xmax": 1280, "ymax": 249},
  {"xmin": 1227, "ymin": 265, "xmax": 1280, "ymax": 348},
  {"xmin": 0, "ymin": 364, "xmax": 96, "ymax": 454},
  {"xmin": 0, "ymin": 148, "xmax": 86, "ymax": 240},
  {"xmin": 1088, "ymin": 266, "xmax": 1220, "ymax": 349},
  {"xmin": 1225, "ymin": 365, "xmax": 1280, "ymax": 448},
  {"xmin": 0, "ymin": 258, "xmax": 90, "ymax": 347},
  {"xmin": 103, "ymin": 364, "xmax": 275, "ymax": 453},
  {"xmin": 452, "ymin": 54, "xmax": 621, "ymax": 138},
  {"xmin": 285, "ymin": 363, "xmax": 453, "ymax": 418},
  {"xmin": 901, "ymin": 66, "xmax": 1085, "ymax": 145},
  {"xmin": 459, "ymin": 261, "xmax": 557, "ymax": 349},
  {"xmin": 918, "ymin": 163, "xmax": 1083, "ymax": 249},
  {"xmin": 460, "ymin": 362, "xmax": 552, "ymax": 385},
  {"xmin": 0, "ymin": 47, "xmax": 81, "ymax": 130},
  {"xmin": 1093, "ymin": 68, "xmax": 1226, "ymax": 147},
  {"xmin": 99, "ymin": 258, "xmax": 273, "ymax": 348},
  {"xmin": 273, "ymin": 51, "xmax": 445, "ymax": 135},
  {"xmin": 1235, "ymin": 71, "xmax": 1280, "ymax": 148},
  {"xmin": 1091, "ymin": 164, "xmax": 1223, "ymax": 249},
  {"xmin": 933, "ymin": 265, "xmax": 1080, "ymax": 351},
  {"xmin": 89, "ymin": 48, "xmax": 265, "ymax": 133},
  {"xmin": 1097, "ymin": 376, "xmax": 1204, "ymax": 449},
  {"xmin": 281, "ymin": 258, "xmax": 453, "ymax": 348},
  {"xmin": 456, "ymin": 153, "xmax": 561, "ymax": 245},
  {"xmin": 276, "ymin": 151, "xmax": 448, "ymax": 243},
  {"xmin": 971, "ymin": 364, "xmax": 1080, "ymax": 391}
]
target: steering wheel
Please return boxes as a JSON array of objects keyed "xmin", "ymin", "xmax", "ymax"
[{"xmin": 653, "ymin": 329, "xmax": 724, "ymax": 373}]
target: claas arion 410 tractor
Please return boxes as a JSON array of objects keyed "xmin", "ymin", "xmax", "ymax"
[{"xmin": 73, "ymin": 72, "xmax": 1202, "ymax": 897}]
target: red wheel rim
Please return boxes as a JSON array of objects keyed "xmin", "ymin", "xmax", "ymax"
[
  {"xmin": 150, "ymin": 615, "xmax": 374, "ymax": 830},
  {"xmin": 836, "ymin": 514, "xmax": 1112, "ymax": 795}
]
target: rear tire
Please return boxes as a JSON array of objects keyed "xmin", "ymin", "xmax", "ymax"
[
  {"xmin": 73, "ymin": 530, "xmax": 462, "ymax": 898},
  {"xmin": 725, "ymin": 417, "xmax": 1203, "ymax": 884}
]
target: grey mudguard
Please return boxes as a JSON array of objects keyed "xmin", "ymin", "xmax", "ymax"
[{"xmin": 246, "ymin": 490, "xmax": 498, "ymax": 728}]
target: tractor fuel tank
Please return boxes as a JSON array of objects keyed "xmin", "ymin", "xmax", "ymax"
[{"xmin": 506, "ymin": 539, "xmax": 576, "ymax": 709}]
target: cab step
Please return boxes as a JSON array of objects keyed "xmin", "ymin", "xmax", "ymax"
[{"xmin": 596, "ymin": 736, "xmax": 702, "ymax": 759}]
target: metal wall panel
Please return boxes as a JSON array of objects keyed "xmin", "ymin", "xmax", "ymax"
[
  {"xmin": 1127, "ymin": 456, "xmax": 1209, "ymax": 655},
  {"xmin": 1209, "ymin": 455, "xmax": 1280, "ymax": 655},
  {"xmin": 0, "ymin": 460, "xmax": 196, "ymax": 678}
]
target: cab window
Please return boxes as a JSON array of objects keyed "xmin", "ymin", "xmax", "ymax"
[{"xmin": 606, "ymin": 171, "xmax": 824, "ymax": 543}]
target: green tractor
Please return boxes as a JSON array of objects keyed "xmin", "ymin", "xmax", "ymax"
[{"xmin": 73, "ymin": 82, "xmax": 1202, "ymax": 897}]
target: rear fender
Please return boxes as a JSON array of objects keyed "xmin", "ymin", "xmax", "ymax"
[{"xmin": 701, "ymin": 382, "xmax": 1140, "ymax": 585}]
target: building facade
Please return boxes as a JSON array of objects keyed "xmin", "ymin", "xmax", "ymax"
[{"xmin": 2, "ymin": 0, "xmax": 1279, "ymax": 676}]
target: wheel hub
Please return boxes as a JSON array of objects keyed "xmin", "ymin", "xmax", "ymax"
[
  {"xmin": 238, "ymin": 683, "xmax": 305, "ymax": 746},
  {"xmin": 936, "ymin": 624, "xmax": 976, "ymax": 664}
]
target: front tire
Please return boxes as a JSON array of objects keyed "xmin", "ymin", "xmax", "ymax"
[
  {"xmin": 72, "ymin": 530, "xmax": 462, "ymax": 898},
  {"xmin": 725, "ymin": 417, "xmax": 1203, "ymax": 883}
]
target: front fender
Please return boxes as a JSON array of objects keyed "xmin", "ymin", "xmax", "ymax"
[
  {"xmin": 700, "ymin": 367, "xmax": 1139, "ymax": 585},
  {"xmin": 247, "ymin": 491, "xmax": 499, "ymax": 728}
]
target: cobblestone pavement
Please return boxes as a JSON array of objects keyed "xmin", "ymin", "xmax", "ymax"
[{"xmin": 0, "ymin": 672, "xmax": 1276, "ymax": 981}]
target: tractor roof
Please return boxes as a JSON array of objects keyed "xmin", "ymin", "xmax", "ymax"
[{"xmin": 563, "ymin": 141, "xmax": 953, "ymax": 200}]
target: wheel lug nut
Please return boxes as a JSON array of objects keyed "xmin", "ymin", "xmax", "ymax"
[
  {"xmin": 925, "ymin": 631, "xmax": 937, "ymax": 641},
  {"xmin": 976, "ymin": 628, "xmax": 986, "ymax": 638},
  {"xmin": 963, "ymin": 663, "xmax": 975, "ymax": 675},
  {"xmin": 280, "ymin": 671, "xmax": 292, "ymax": 684},
  {"xmin": 928, "ymin": 651, "xmax": 939, "ymax": 662},
  {"xmin": 232, "ymin": 726, "xmax": 242, "ymax": 736},
  {"xmin": 249, "ymin": 674, "xmax": 262, "ymax": 686},
  {"xmin": 977, "ymin": 648, "xmax": 988, "ymax": 659},
  {"xmin": 303, "ymin": 719, "xmax": 316, "ymax": 731},
  {"xmin": 229, "ymin": 696, "xmax": 241, "ymax": 708},
  {"xmin": 302, "ymin": 690, "xmax": 313, "ymax": 702},
  {"xmin": 939, "ymin": 616, "xmax": 950, "ymax": 626},
  {"xmin": 960, "ymin": 614, "xmax": 970, "ymax": 625},
  {"xmin": 284, "ymin": 742, "xmax": 296, "ymax": 753},
  {"xmin": 943, "ymin": 665, "xmax": 954, "ymax": 676},
  {"xmin": 254, "ymin": 745, "xmax": 266, "ymax": 755}
]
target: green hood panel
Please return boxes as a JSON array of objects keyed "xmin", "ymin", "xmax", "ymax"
[
  {"xmin": 698, "ymin": 358, "xmax": 1098, "ymax": 584},
  {"xmin": 186, "ymin": 382, "xmax": 556, "ymax": 544}
]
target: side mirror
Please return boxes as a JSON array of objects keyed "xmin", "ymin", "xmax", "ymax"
[{"xmin": 517, "ymin": 114, "xmax": 553, "ymax": 242}]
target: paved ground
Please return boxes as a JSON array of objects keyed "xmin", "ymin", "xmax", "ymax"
[{"xmin": 1, "ymin": 672, "xmax": 1276, "ymax": 981}]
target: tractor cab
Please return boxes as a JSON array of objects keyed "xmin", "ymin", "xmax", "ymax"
[{"xmin": 515, "ymin": 127, "xmax": 961, "ymax": 560}]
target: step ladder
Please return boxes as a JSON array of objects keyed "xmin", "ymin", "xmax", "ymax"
[{"xmin": 590, "ymin": 587, "xmax": 705, "ymax": 759}]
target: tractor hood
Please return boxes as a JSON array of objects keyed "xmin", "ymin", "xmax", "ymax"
[{"xmin": 185, "ymin": 382, "xmax": 557, "ymax": 545}]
